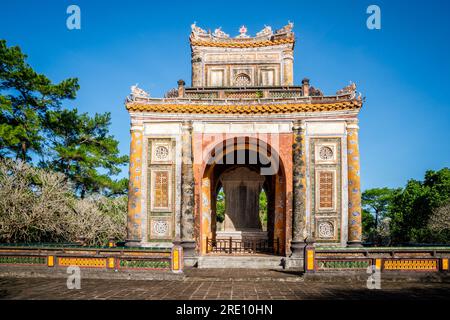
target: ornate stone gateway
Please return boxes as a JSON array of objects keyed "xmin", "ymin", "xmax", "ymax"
[{"xmin": 124, "ymin": 23, "xmax": 364, "ymax": 268}]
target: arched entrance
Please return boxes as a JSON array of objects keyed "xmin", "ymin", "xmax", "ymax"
[{"xmin": 199, "ymin": 137, "xmax": 286, "ymax": 255}]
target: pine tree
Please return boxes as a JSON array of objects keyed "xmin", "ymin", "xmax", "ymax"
[
  {"xmin": 0, "ymin": 40, "xmax": 79, "ymax": 160},
  {"xmin": 41, "ymin": 108, "xmax": 129, "ymax": 198}
]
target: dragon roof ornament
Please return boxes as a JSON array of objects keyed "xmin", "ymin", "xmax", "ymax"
[
  {"xmin": 256, "ymin": 25, "xmax": 273, "ymax": 38},
  {"xmin": 275, "ymin": 21, "xmax": 294, "ymax": 36},
  {"xmin": 127, "ymin": 83, "xmax": 150, "ymax": 102},
  {"xmin": 336, "ymin": 82, "xmax": 362, "ymax": 100},
  {"xmin": 213, "ymin": 27, "xmax": 230, "ymax": 39}
]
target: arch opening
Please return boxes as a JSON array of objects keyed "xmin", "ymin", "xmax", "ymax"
[{"xmin": 200, "ymin": 137, "xmax": 286, "ymax": 255}]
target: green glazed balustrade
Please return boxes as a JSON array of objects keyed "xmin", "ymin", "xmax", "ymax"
[
  {"xmin": 0, "ymin": 256, "xmax": 45, "ymax": 265},
  {"xmin": 119, "ymin": 259, "xmax": 170, "ymax": 269},
  {"xmin": 319, "ymin": 260, "xmax": 370, "ymax": 269}
]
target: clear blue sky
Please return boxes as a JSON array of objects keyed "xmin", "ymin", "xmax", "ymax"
[{"xmin": 1, "ymin": 0, "xmax": 449, "ymax": 190}]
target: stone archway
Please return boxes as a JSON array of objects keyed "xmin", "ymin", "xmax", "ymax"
[{"xmin": 198, "ymin": 137, "xmax": 286, "ymax": 255}]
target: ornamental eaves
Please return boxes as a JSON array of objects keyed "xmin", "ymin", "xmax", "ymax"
[{"xmin": 190, "ymin": 22, "xmax": 295, "ymax": 46}]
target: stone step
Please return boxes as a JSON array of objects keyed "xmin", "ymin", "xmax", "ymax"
[{"xmin": 197, "ymin": 255, "xmax": 285, "ymax": 269}]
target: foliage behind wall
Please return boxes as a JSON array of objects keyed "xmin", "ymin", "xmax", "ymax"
[{"xmin": 362, "ymin": 168, "xmax": 450, "ymax": 245}]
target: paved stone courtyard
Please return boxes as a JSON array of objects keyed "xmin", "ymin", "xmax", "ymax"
[{"xmin": 0, "ymin": 269, "xmax": 449, "ymax": 300}]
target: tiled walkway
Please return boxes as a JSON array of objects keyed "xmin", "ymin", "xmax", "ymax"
[{"xmin": 1, "ymin": 269, "xmax": 449, "ymax": 300}]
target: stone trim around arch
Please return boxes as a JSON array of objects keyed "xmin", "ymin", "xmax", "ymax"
[{"xmin": 194, "ymin": 135, "xmax": 292, "ymax": 255}]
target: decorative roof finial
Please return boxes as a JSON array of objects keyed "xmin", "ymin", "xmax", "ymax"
[
  {"xmin": 130, "ymin": 83, "xmax": 150, "ymax": 100},
  {"xmin": 191, "ymin": 22, "xmax": 208, "ymax": 37},
  {"xmin": 336, "ymin": 81, "xmax": 357, "ymax": 96},
  {"xmin": 236, "ymin": 25, "xmax": 250, "ymax": 38},
  {"xmin": 213, "ymin": 27, "xmax": 230, "ymax": 39},
  {"xmin": 275, "ymin": 21, "xmax": 294, "ymax": 35},
  {"xmin": 256, "ymin": 25, "xmax": 273, "ymax": 38}
]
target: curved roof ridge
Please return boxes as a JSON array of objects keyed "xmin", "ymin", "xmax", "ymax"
[
  {"xmin": 126, "ymin": 99, "xmax": 362, "ymax": 114},
  {"xmin": 190, "ymin": 22, "xmax": 295, "ymax": 48}
]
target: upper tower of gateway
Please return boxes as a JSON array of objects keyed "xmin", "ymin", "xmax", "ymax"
[
  {"xmin": 189, "ymin": 22, "xmax": 295, "ymax": 87},
  {"xmin": 126, "ymin": 22, "xmax": 362, "ymax": 106}
]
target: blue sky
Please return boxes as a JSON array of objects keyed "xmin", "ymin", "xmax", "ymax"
[{"xmin": 1, "ymin": 0, "xmax": 449, "ymax": 190}]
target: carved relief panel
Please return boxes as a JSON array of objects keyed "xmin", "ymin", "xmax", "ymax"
[
  {"xmin": 147, "ymin": 139, "xmax": 175, "ymax": 241},
  {"xmin": 149, "ymin": 217, "xmax": 172, "ymax": 239},
  {"xmin": 310, "ymin": 138, "xmax": 342, "ymax": 243},
  {"xmin": 316, "ymin": 218, "xmax": 339, "ymax": 240},
  {"xmin": 149, "ymin": 169, "xmax": 172, "ymax": 212},
  {"xmin": 315, "ymin": 143, "xmax": 337, "ymax": 164},
  {"xmin": 315, "ymin": 169, "xmax": 337, "ymax": 212},
  {"xmin": 151, "ymin": 141, "xmax": 172, "ymax": 164}
]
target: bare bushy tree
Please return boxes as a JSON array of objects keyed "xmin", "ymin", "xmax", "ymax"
[
  {"xmin": 0, "ymin": 159, "xmax": 127, "ymax": 245},
  {"xmin": 428, "ymin": 202, "xmax": 450, "ymax": 232},
  {"xmin": 69, "ymin": 196, "xmax": 127, "ymax": 245},
  {"xmin": 0, "ymin": 159, "xmax": 71, "ymax": 243}
]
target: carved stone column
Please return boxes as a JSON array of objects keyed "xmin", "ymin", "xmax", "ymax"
[
  {"xmin": 126, "ymin": 124, "xmax": 144, "ymax": 246},
  {"xmin": 291, "ymin": 120, "xmax": 307, "ymax": 256},
  {"xmin": 302, "ymin": 78, "xmax": 310, "ymax": 97},
  {"xmin": 180, "ymin": 121, "xmax": 196, "ymax": 257},
  {"xmin": 177, "ymin": 79, "xmax": 185, "ymax": 98},
  {"xmin": 282, "ymin": 49, "xmax": 294, "ymax": 86},
  {"xmin": 191, "ymin": 49, "xmax": 202, "ymax": 87},
  {"xmin": 346, "ymin": 119, "xmax": 363, "ymax": 246}
]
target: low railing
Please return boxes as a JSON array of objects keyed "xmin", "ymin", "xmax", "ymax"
[
  {"xmin": 206, "ymin": 237, "xmax": 280, "ymax": 255},
  {"xmin": 0, "ymin": 245, "xmax": 172, "ymax": 271},
  {"xmin": 309, "ymin": 247, "xmax": 450, "ymax": 273}
]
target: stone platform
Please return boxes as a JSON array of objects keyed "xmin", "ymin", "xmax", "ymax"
[
  {"xmin": 216, "ymin": 230, "xmax": 268, "ymax": 241},
  {"xmin": 197, "ymin": 255, "xmax": 284, "ymax": 269}
]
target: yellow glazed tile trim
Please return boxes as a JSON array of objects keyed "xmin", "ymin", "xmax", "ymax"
[
  {"xmin": 47, "ymin": 255, "xmax": 54, "ymax": 267},
  {"xmin": 108, "ymin": 257, "xmax": 115, "ymax": 269},
  {"xmin": 172, "ymin": 249, "xmax": 180, "ymax": 271},
  {"xmin": 58, "ymin": 257, "xmax": 107, "ymax": 268},
  {"xmin": 127, "ymin": 101, "xmax": 361, "ymax": 114},
  {"xmin": 442, "ymin": 258, "xmax": 449, "ymax": 270},
  {"xmin": 375, "ymin": 258, "xmax": 382, "ymax": 270},
  {"xmin": 191, "ymin": 38, "xmax": 295, "ymax": 48},
  {"xmin": 306, "ymin": 249, "xmax": 315, "ymax": 271},
  {"xmin": 383, "ymin": 259, "xmax": 438, "ymax": 271}
]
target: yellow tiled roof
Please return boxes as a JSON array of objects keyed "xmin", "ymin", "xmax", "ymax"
[
  {"xmin": 190, "ymin": 38, "xmax": 295, "ymax": 48},
  {"xmin": 126, "ymin": 101, "xmax": 362, "ymax": 114}
]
